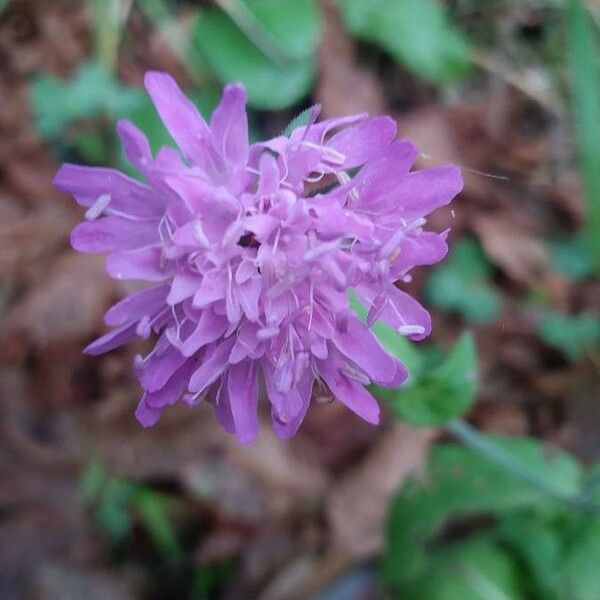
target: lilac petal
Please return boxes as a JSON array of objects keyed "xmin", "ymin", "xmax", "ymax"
[
  {"xmin": 318, "ymin": 357, "xmax": 380, "ymax": 425},
  {"xmin": 139, "ymin": 345, "xmax": 188, "ymax": 393},
  {"xmin": 168, "ymin": 272, "xmax": 203, "ymax": 305},
  {"xmin": 54, "ymin": 164, "xmax": 165, "ymax": 218},
  {"xmin": 263, "ymin": 361, "xmax": 303, "ymax": 424},
  {"xmin": 192, "ymin": 270, "xmax": 227, "ymax": 308},
  {"xmin": 243, "ymin": 214, "xmax": 278, "ymax": 240},
  {"xmin": 210, "ymin": 83, "xmax": 249, "ymax": 170},
  {"xmin": 204, "ymin": 381, "xmax": 234, "ymax": 433},
  {"xmin": 238, "ymin": 277, "xmax": 261, "ymax": 321},
  {"xmin": 332, "ymin": 317, "xmax": 399, "ymax": 385},
  {"xmin": 258, "ymin": 152, "xmax": 280, "ymax": 196},
  {"xmin": 395, "ymin": 166, "xmax": 463, "ymax": 218},
  {"xmin": 380, "ymin": 361, "xmax": 409, "ymax": 389},
  {"xmin": 354, "ymin": 140, "xmax": 418, "ymax": 205},
  {"xmin": 104, "ymin": 285, "xmax": 169, "ymax": 326},
  {"xmin": 189, "ymin": 337, "xmax": 236, "ymax": 393},
  {"xmin": 328, "ymin": 116, "xmax": 396, "ymax": 169},
  {"xmin": 390, "ymin": 231, "xmax": 449, "ymax": 276},
  {"xmin": 181, "ymin": 309, "xmax": 228, "ymax": 357},
  {"xmin": 270, "ymin": 373, "xmax": 313, "ymax": 440},
  {"xmin": 235, "ymin": 259, "xmax": 256, "ymax": 284},
  {"xmin": 229, "ymin": 321, "xmax": 261, "ymax": 364},
  {"xmin": 117, "ymin": 119, "xmax": 152, "ymax": 171},
  {"xmin": 135, "ymin": 396, "xmax": 163, "ymax": 427},
  {"xmin": 227, "ymin": 360, "xmax": 259, "ymax": 444},
  {"xmin": 291, "ymin": 113, "xmax": 367, "ymax": 145},
  {"xmin": 144, "ymin": 71, "xmax": 213, "ymax": 168},
  {"xmin": 361, "ymin": 284, "xmax": 431, "ymax": 341},
  {"xmin": 106, "ymin": 247, "xmax": 168, "ymax": 281},
  {"xmin": 70, "ymin": 217, "xmax": 159, "ymax": 253},
  {"xmin": 84, "ymin": 321, "xmax": 137, "ymax": 355},
  {"xmin": 144, "ymin": 359, "xmax": 195, "ymax": 408}
]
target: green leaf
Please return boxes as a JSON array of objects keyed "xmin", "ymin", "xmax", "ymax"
[
  {"xmin": 30, "ymin": 61, "xmax": 146, "ymax": 140},
  {"xmin": 426, "ymin": 238, "xmax": 502, "ymax": 323},
  {"xmin": 386, "ymin": 332, "xmax": 477, "ymax": 426},
  {"xmin": 338, "ymin": 0, "xmax": 471, "ymax": 84},
  {"xmin": 194, "ymin": 0, "xmax": 320, "ymax": 109},
  {"xmin": 383, "ymin": 437, "xmax": 583, "ymax": 588},
  {"xmin": 498, "ymin": 513, "xmax": 563, "ymax": 599},
  {"xmin": 80, "ymin": 460, "xmax": 107, "ymax": 505},
  {"xmin": 563, "ymin": 517, "xmax": 600, "ymax": 600},
  {"xmin": 95, "ymin": 479, "xmax": 136, "ymax": 543},
  {"xmin": 397, "ymin": 536, "xmax": 522, "ymax": 600},
  {"xmin": 134, "ymin": 490, "xmax": 184, "ymax": 564},
  {"xmin": 549, "ymin": 233, "xmax": 595, "ymax": 281},
  {"xmin": 537, "ymin": 312, "xmax": 600, "ymax": 363},
  {"xmin": 566, "ymin": 0, "xmax": 600, "ymax": 271}
]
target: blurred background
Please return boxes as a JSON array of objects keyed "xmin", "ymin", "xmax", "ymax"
[{"xmin": 0, "ymin": 0, "xmax": 599, "ymax": 598}]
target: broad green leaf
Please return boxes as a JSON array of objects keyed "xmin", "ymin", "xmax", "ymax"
[
  {"xmin": 563, "ymin": 517, "xmax": 600, "ymax": 600},
  {"xmin": 499, "ymin": 513, "xmax": 563, "ymax": 599},
  {"xmin": 338, "ymin": 0, "xmax": 471, "ymax": 84},
  {"xmin": 537, "ymin": 312, "xmax": 600, "ymax": 363},
  {"xmin": 194, "ymin": 0, "xmax": 320, "ymax": 109},
  {"xmin": 30, "ymin": 61, "xmax": 145, "ymax": 140},
  {"xmin": 549, "ymin": 234, "xmax": 594, "ymax": 281},
  {"xmin": 398, "ymin": 536, "xmax": 522, "ymax": 600},
  {"xmin": 386, "ymin": 332, "xmax": 477, "ymax": 426},
  {"xmin": 566, "ymin": 0, "xmax": 600, "ymax": 271},
  {"xmin": 426, "ymin": 238, "xmax": 502, "ymax": 323},
  {"xmin": 383, "ymin": 437, "xmax": 582, "ymax": 587}
]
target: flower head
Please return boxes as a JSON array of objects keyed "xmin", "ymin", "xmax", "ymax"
[{"xmin": 55, "ymin": 72, "xmax": 462, "ymax": 443}]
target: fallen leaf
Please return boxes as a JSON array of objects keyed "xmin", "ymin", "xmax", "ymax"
[
  {"xmin": 473, "ymin": 213, "xmax": 552, "ymax": 285},
  {"xmin": 327, "ymin": 423, "xmax": 435, "ymax": 559}
]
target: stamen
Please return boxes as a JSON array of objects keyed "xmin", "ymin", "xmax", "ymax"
[
  {"xmin": 397, "ymin": 325, "xmax": 426, "ymax": 336},
  {"xmin": 85, "ymin": 193, "xmax": 111, "ymax": 220},
  {"xmin": 303, "ymin": 238, "xmax": 341, "ymax": 261},
  {"xmin": 194, "ymin": 222, "xmax": 210, "ymax": 248}
]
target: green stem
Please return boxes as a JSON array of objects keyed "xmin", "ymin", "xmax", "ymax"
[
  {"xmin": 566, "ymin": 0, "xmax": 600, "ymax": 270},
  {"xmin": 447, "ymin": 418, "xmax": 596, "ymax": 513}
]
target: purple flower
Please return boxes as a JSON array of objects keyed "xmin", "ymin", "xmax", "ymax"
[{"xmin": 54, "ymin": 71, "xmax": 462, "ymax": 443}]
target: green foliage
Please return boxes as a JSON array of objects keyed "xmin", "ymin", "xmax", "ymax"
[
  {"xmin": 386, "ymin": 332, "xmax": 477, "ymax": 426},
  {"xmin": 80, "ymin": 460, "xmax": 184, "ymax": 563},
  {"xmin": 338, "ymin": 0, "xmax": 471, "ymax": 84},
  {"xmin": 566, "ymin": 0, "xmax": 600, "ymax": 271},
  {"xmin": 382, "ymin": 438, "xmax": 600, "ymax": 600},
  {"xmin": 426, "ymin": 237, "xmax": 502, "ymax": 323},
  {"xmin": 395, "ymin": 536, "xmax": 522, "ymax": 600},
  {"xmin": 550, "ymin": 233, "xmax": 595, "ymax": 281},
  {"xmin": 537, "ymin": 311, "xmax": 600, "ymax": 362},
  {"xmin": 349, "ymin": 291, "xmax": 477, "ymax": 426},
  {"xmin": 30, "ymin": 60, "xmax": 218, "ymax": 169},
  {"xmin": 31, "ymin": 61, "xmax": 145, "ymax": 140},
  {"xmin": 194, "ymin": 0, "xmax": 320, "ymax": 109}
]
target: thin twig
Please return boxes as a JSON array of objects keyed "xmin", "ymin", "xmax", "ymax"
[
  {"xmin": 213, "ymin": 0, "xmax": 288, "ymax": 66},
  {"xmin": 447, "ymin": 418, "xmax": 597, "ymax": 513}
]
